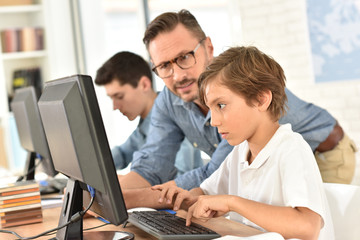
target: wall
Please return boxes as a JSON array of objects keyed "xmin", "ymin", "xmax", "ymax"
[
  {"xmin": 235, "ymin": 0, "xmax": 360, "ymax": 148},
  {"xmin": 43, "ymin": 0, "xmax": 78, "ymax": 80},
  {"xmin": 77, "ymin": 0, "xmax": 146, "ymax": 149},
  {"xmin": 234, "ymin": 0, "xmax": 360, "ymax": 183}
]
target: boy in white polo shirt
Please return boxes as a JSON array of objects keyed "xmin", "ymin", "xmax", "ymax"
[{"xmin": 152, "ymin": 46, "xmax": 334, "ymax": 240}]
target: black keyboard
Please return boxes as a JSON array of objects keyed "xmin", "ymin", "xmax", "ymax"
[{"xmin": 128, "ymin": 210, "xmax": 221, "ymax": 239}]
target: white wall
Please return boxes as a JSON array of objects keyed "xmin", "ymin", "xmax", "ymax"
[
  {"xmin": 235, "ymin": 0, "xmax": 360, "ymax": 149},
  {"xmin": 78, "ymin": 0, "xmax": 145, "ymax": 149},
  {"xmin": 43, "ymin": 0, "xmax": 78, "ymax": 80}
]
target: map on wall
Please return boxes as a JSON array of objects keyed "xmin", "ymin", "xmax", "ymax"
[{"xmin": 306, "ymin": 0, "xmax": 360, "ymax": 83}]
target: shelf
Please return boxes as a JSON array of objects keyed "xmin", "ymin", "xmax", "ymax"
[
  {"xmin": 1, "ymin": 50, "xmax": 46, "ymax": 60},
  {"xmin": 0, "ymin": 4, "xmax": 42, "ymax": 13}
]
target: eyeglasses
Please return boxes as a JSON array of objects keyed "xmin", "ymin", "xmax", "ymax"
[{"xmin": 152, "ymin": 38, "xmax": 206, "ymax": 78}]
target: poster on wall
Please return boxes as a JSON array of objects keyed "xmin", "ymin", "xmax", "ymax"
[{"xmin": 306, "ymin": 0, "xmax": 360, "ymax": 83}]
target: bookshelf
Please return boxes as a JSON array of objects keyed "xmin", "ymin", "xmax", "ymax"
[
  {"xmin": 1, "ymin": 50, "xmax": 46, "ymax": 60},
  {"xmin": 0, "ymin": 0, "xmax": 49, "ymax": 172},
  {"xmin": 0, "ymin": 4, "xmax": 42, "ymax": 13},
  {"xmin": 0, "ymin": 0, "xmax": 47, "ymax": 113},
  {"xmin": 0, "ymin": 0, "xmax": 78, "ymax": 171}
]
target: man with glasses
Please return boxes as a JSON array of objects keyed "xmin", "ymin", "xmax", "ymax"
[
  {"xmin": 120, "ymin": 9, "xmax": 356, "ymax": 209},
  {"xmin": 94, "ymin": 51, "xmax": 203, "ymax": 175}
]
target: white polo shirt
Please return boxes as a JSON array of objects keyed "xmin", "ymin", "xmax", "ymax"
[{"xmin": 200, "ymin": 124, "xmax": 334, "ymax": 240}]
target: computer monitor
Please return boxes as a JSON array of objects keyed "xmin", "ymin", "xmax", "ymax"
[
  {"xmin": 10, "ymin": 86, "xmax": 57, "ymax": 180},
  {"xmin": 38, "ymin": 74, "xmax": 129, "ymax": 239}
]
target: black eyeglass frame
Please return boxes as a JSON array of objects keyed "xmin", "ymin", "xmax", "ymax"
[{"xmin": 151, "ymin": 38, "xmax": 206, "ymax": 78}]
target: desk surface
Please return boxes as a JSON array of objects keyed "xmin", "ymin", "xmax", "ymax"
[{"xmin": 0, "ymin": 207, "xmax": 263, "ymax": 239}]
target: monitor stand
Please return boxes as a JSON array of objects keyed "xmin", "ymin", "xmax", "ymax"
[{"xmin": 55, "ymin": 179, "xmax": 134, "ymax": 240}]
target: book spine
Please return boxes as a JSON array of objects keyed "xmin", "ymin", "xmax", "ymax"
[
  {"xmin": 1, "ymin": 212, "xmax": 43, "ymax": 223},
  {"xmin": 0, "ymin": 187, "xmax": 40, "ymax": 197},
  {"xmin": 0, "ymin": 181, "xmax": 38, "ymax": 193},
  {"xmin": 0, "ymin": 207, "xmax": 42, "ymax": 217},
  {"xmin": 0, "ymin": 191, "xmax": 39, "ymax": 201},
  {"xmin": 0, "ymin": 199, "xmax": 41, "ymax": 209},
  {"xmin": 1, "ymin": 29, "xmax": 19, "ymax": 53},
  {"xmin": 1, "ymin": 215, "xmax": 43, "ymax": 228},
  {"xmin": 0, "ymin": 31, "xmax": 6, "ymax": 52},
  {"xmin": 21, "ymin": 27, "xmax": 36, "ymax": 52},
  {"xmin": 0, "ymin": 202, "xmax": 42, "ymax": 213},
  {"xmin": 35, "ymin": 27, "xmax": 44, "ymax": 50},
  {"xmin": 0, "ymin": 195, "xmax": 40, "ymax": 205}
]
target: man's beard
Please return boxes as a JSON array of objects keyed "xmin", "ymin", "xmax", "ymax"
[{"xmin": 174, "ymin": 78, "xmax": 198, "ymax": 102}]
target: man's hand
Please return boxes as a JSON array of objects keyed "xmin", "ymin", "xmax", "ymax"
[
  {"xmin": 119, "ymin": 171, "xmax": 151, "ymax": 189},
  {"xmin": 151, "ymin": 182, "xmax": 197, "ymax": 211}
]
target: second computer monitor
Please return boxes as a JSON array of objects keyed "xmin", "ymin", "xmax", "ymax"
[{"xmin": 10, "ymin": 86, "xmax": 57, "ymax": 180}]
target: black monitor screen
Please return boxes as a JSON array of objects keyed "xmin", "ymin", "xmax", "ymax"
[
  {"xmin": 10, "ymin": 86, "xmax": 57, "ymax": 179},
  {"xmin": 38, "ymin": 74, "xmax": 128, "ymax": 239}
]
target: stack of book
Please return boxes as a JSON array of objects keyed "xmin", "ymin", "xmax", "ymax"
[{"xmin": 0, "ymin": 180, "xmax": 43, "ymax": 228}]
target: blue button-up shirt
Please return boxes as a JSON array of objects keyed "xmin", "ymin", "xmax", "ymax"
[
  {"xmin": 280, "ymin": 89, "xmax": 336, "ymax": 150},
  {"xmin": 111, "ymin": 107, "xmax": 203, "ymax": 175},
  {"xmin": 131, "ymin": 87, "xmax": 336, "ymax": 190}
]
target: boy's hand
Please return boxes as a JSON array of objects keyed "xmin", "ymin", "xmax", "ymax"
[
  {"xmin": 151, "ymin": 184, "xmax": 197, "ymax": 210},
  {"xmin": 186, "ymin": 195, "xmax": 231, "ymax": 226}
]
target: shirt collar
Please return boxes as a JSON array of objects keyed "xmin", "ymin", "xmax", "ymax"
[
  {"xmin": 173, "ymin": 93, "xmax": 212, "ymax": 124},
  {"xmin": 240, "ymin": 124, "xmax": 292, "ymax": 169},
  {"xmin": 138, "ymin": 108, "xmax": 152, "ymax": 136}
]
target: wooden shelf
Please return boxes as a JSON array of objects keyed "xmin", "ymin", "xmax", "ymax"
[
  {"xmin": 0, "ymin": 4, "xmax": 41, "ymax": 13},
  {"xmin": 1, "ymin": 50, "xmax": 46, "ymax": 60}
]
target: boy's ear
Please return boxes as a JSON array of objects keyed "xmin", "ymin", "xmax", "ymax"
[
  {"xmin": 257, "ymin": 90, "xmax": 272, "ymax": 112},
  {"xmin": 138, "ymin": 76, "xmax": 152, "ymax": 91}
]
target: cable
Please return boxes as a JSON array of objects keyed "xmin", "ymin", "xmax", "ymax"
[
  {"xmin": 0, "ymin": 186, "xmax": 96, "ymax": 240},
  {"xmin": 16, "ymin": 154, "xmax": 43, "ymax": 182},
  {"xmin": 0, "ymin": 212, "xmax": 108, "ymax": 239},
  {"xmin": 83, "ymin": 222, "xmax": 109, "ymax": 231}
]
